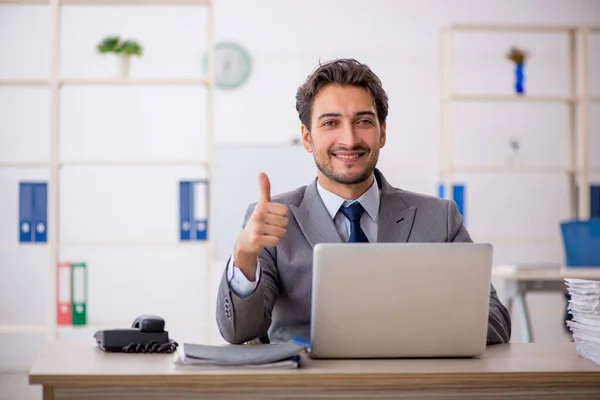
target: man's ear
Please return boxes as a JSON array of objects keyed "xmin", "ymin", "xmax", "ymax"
[
  {"xmin": 379, "ymin": 121, "xmax": 387, "ymax": 148},
  {"xmin": 301, "ymin": 125, "xmax": 313, "ymax": 153}
]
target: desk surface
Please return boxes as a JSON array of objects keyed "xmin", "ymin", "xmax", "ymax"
[
  {"xmin": 493, "ymin": 265, "xmax": 600, "ymax": 281},
  {"xmin": 29, "ymin": 341, "xmax": 600, "ymax": 388}
]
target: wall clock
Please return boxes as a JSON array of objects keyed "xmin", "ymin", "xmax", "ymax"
[{"xmin": 208, "ymin": 41, "xmax": 252, "ymax": 90}]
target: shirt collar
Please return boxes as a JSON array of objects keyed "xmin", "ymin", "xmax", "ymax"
[{"xmin": 316, "ymin": 176, "xmax": 380, "ymax": 223}]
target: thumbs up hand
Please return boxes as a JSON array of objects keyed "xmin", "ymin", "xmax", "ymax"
[{"xmin": 233, "ymin": 172, "xmax": 289, "ymax": 280}]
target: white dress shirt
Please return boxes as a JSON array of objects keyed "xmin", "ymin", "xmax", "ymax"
[{"xmin": 227, "ymin": 176, "xmax": 381, "ymax": 297}]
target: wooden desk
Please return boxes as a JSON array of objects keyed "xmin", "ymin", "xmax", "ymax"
[
  {"xmin": 492, "ymin": 265, "xmax": 600, "ymax": 343},
  {"xmin": 29, "ymin": 341, "xmax": 600, "ymax": 400}
]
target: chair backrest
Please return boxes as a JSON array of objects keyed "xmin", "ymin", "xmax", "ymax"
[{"xmin": 560, "ymin": 219, "xmax": 600, "ymax": 268}]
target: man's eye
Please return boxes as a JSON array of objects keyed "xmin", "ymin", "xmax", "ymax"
[
  {"xmin": 323, "ymin": 121, "xmax": 337, "ymax": 127},
  {"xmin": 358, "ymin": 119, "xmax": 373, "ymax": 125}
]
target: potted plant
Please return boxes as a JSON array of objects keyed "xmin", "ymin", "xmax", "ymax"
[
  {"xmin": 97, "ymin": 36, "xmax": 143, "ymax": 78},
  {"xmin": 506, "ymin": 46, "xmax": 529, "ymax": 95}
]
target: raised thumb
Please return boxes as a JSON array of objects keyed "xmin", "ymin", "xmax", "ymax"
[{"xmin": 258, "ymin": 172, "xmax": 271, "ymax": 203}]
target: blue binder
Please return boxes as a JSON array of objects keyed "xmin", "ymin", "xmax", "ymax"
[
  {"xmin": 19, "ymin": 182, "xmax": 47, "ymax": 243},
  {"xmin": 19, "ymin": 183, "xmax": 34, "ymax": 243},
  {"xmin": 193, "ymin": 179, "xmax": 209, "ymax": 241},
  {"xmin": 180, "ymin": 181, "xmax": 193, "ymax": 241},
  {"xmin": 453, "ymin": 184, "xmax": 465, "ymax": 219},
  {"xmin": 437, "ymin": 183, "xmax": 445, "ymax": 199},
  {"xmin": 33, "ymin": 183, "xmax": 47, "ymax": 242},
  {"xmin": 180, "ymin": 180, "xmax": 209, "ymax": 241},
  {"xmin": 437, "ymin": 183, "xmax": 466, "ymax": 221}
]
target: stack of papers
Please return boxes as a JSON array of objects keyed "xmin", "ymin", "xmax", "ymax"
[
  {"xmin": 565, "ymin": 278, "xmax": 600, "ymax": 366},
  {"xmin": 173, "ymin": 341, "xmax": 306, "ymax": 369}
]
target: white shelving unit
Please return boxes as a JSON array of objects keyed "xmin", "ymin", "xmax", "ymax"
[
  {"xmin": 439, "ymin": 24, "xmax": 598, "ymax": 232},
  {"xmin": 60, "ymin": 78, "xmax": 209, "ymax": 86},
  {"xmin": 0, "ymin": 0, "xmax": 215, "ymax": 341}
]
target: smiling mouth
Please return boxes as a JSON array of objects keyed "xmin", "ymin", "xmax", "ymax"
[
  {"xmin": 331, "ymin": 150, "xmax": 367, "ymax": 160},
  {"xmin": 332, "ymin": 152, "xmax": 366, "ymax": 160}
]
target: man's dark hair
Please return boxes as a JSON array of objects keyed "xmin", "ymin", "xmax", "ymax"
[{"xmin": 295, "ymin": 58, "xmax": 389, "ymax": 130}]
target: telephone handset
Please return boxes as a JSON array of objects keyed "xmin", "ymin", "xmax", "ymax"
[{"xmin": 93, "ymin": 315, "xmax": 178, "ymax": 354}]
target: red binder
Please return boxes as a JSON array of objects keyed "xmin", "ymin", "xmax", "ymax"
[{"xmin": 56, "ymin": 262, "xmax": 72, "ymax": 325}]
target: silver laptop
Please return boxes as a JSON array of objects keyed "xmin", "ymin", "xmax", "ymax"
[{"xmin": 310, "ymin": 243, "xmax": 493, "ymax": 358}]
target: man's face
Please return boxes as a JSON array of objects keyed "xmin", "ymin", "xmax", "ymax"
[{"xmin": 301, "ymin": 84, "xmax": 386, "ymax": 185}]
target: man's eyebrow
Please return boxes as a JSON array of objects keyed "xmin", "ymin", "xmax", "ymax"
[
  {"xmin": 317, "ymin": 113, "xmax": 342, "ymax": 120},
  {"xmin": 355, "ymin": 111, "xmax": 376, "ymax": 117},
  {"xmin": 317, "ymin": 111, "xmax": 376, "ymax": 120}
]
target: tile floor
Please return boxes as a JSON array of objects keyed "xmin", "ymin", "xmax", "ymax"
[{"xmin": 0, "ymin": 374, "xmax": 40, "ymax": 400}]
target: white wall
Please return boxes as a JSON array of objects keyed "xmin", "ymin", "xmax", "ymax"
[{"xmin": 1, "ymin": 0, "xmax": 599, "ymax": 371}]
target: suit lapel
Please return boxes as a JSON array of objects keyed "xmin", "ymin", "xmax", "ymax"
[
  {"xmin": 290, "ymin": 170, "xmax": 417, "ymax": 246},
  {"xmin": 375, "ymin": 170, "xmax": 417, "ymax": 243},
  {"xmin": 290, "ymin": 179, "xmax": 342, "ymax": 248}
]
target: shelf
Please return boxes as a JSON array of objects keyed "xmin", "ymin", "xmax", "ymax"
[
  {"xmin": 0, "ymin": 161, "xmax": 210, "ymax": 169},
  {"xmin": 1, "ymin": 0, "xmax": 210, "ymax": 4},
  {"xmin": 2, "ymin": 0, "xmax": 215, "ymax": 348},
  {"xmin": 60, "ymin": 78, "xmax": 209, "ymax": 86},
  {"xmin": 59, "ymin": 160, "xmax": 210, "ymax": 167},
  {"xmin": 442, "ymin": 166, "xmax": 570, "ymax": 175},
  {"xmin": 61, "ymin": 0, "xmax": 209, "ymax": 5},
  {"xmin": 0, "ymin": 0, "xmax": 49, "ymax": 4},
  {"xmin": 447, "ymin": 23, "xmax": 579, "ymax": 33},
  {"xmin": 0, "ymin": 79, "xmax": 49, "ymax": 86},
  {"xmin": 0, "ymin": 161, "xmax": 51, "ymax": 168},
  {"xmin": 0, "ymin": 243, "xmax": 49, "ymax": 249},
  {"xmin": 57, "ymin": 320, "xmax": 205, "ymax": 330},
  {"xmin": 0, "ymin": 161, "xmax": 209, "ymax": 168},
  {"xmin": 442, "ymin": 167, "xmax": 598, "ymax": 179},
  {"xmin": 0, "ymin": 324, "xmax": 46, "ymax": 334},
  {"xmin": 59, "ymin": 240, "xmax": 208, "ymax": 246},
  {"xmin": 445, "ymin": 94, "xmax": 575, "ymax": 103},
  {"xmin": 1, "ymin": 78, "xmax": 212, "ymax": 87},
  {"xmin": 0, "ymin": 321, "xmax": 205, "ymax": 334},
  {"xmin": 0, "ymin": 241, "xmax": 206, "ymax": 249}
]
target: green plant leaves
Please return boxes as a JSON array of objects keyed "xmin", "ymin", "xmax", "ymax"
[
  {"xmin": 96, "ymin": 36, "xmax": 143, "ymax": 57},
  {"xmin": 116, "ymin": 40, "xmax": 143, "ymax": 57},
  {"xmin": 96, "ymin": 36, "xmax": 120, "ymax": 54}
]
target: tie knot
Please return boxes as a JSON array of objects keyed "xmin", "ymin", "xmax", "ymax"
[{"xmin": 339, "ymin": 202, "xmax": 365, "ymax": 222}]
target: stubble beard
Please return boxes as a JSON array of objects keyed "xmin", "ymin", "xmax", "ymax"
[{"xmin": 314, "ymin": 148, "xmax": 378, "ymax": 185}]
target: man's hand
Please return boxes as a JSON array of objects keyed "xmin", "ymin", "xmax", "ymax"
[{"xmin": 233, "ymin": 172, "xmax": 289, "ymax": 281}]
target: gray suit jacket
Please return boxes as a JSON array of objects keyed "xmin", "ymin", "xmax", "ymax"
[{"xmin": 216, "ymin": 169, "xmax": 511, "ymax": 345}]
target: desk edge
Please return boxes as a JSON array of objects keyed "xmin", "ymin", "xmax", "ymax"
[{"xmin": 28, "ymin": 371, "xmax": 600, "ymax": 388}]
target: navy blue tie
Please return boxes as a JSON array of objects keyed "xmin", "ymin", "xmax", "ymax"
[{"xmin": 339, "ymin": 202, "xmax": 369, "ymax": 243}]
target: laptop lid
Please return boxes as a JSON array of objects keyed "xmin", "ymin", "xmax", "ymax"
[{"xmin": 310, "ymin": 243, "xmax": 492, "ymax": 358}]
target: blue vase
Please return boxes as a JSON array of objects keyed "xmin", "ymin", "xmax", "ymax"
[{"xmin": 514, "ymin": 63, "xmax": 525, "ymax": 95}]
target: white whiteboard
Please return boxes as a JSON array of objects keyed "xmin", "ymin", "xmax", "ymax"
[{"xmin": 212, "ymin": 144, "xmax": 316, "ymax": 260}]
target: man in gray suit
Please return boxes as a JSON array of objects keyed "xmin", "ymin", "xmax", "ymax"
[{"xmin": 216, "ymin": 58, "xmax": 511, "ymax": 346}]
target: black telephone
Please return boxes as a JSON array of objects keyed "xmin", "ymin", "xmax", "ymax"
[{"xmin": 93, "ymin": 315, "xmax": 178, "ymax": 354}]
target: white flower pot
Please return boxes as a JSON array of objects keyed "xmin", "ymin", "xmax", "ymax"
[{"xmin": 104, "ymin": 54, "xmax": 131, "ymax": 79}]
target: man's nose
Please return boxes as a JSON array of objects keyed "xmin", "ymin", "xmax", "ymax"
[{"xmin": 339, "ymin": 124, "xmax": 360, "ymax": 148}]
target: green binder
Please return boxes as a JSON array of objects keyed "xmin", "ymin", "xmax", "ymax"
[{"xmin": 71, "ymin": 262, "xmax": 87, "ymax": 326}]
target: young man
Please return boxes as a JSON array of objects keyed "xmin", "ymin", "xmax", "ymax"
[{"xmin": 216, "ymin": 58, "xmax": 511, "ymax": 346}]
